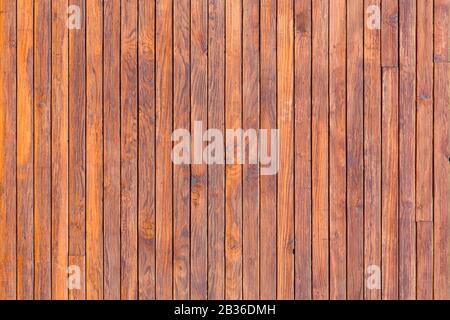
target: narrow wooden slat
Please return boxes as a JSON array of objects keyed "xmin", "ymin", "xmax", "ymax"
[
  {"xmin": 225, "ymin": 0, "xmax": 243, "ymax": 300},
  {"xmin": 0, "ymin": 0, "xmax": 17, "ymax": 300},
  {"xmin": 417, "ymin": 222, "xmax": 433, "ymax": 299},
  {"xmin": 51, "ymin": 0, "xmax": 69, "ymax": 300},
  {"xmin": 399, "ymin": 0, "xmax": 416, "ymax": 300},
  {"xmin": 416, "ymin": 0, "xmax": 434, "ymax": 300},
  {"xmin": 381, "ymin": 67, "xmax": 399, "ymax": 300},
  {"xmin": 173, "ymin": 0, "xmax": 190, "ymax": 300},
  {"xmin": 242, "ymin": 0, "xmax": 260, "ymax": 300},
  {"xmin": 138, "ymin": 0, "xmax": 156, "ymax": 300},
  {"xmin": 68, "ymin": 0, "xmax": 86, "ymax": 300},
  {"xmin": 191, "ymin": 0, "xmax": 208, "ymax": 300},
  {"xmin": 86, "ymin": 0, "xmax": 104, "ymax": 300},
  {"xmin": 434, "ymin": 0, "xmax": 449, "ymax": 63},
  {"xmin": 381, "ymin": 0, "xmax": 398, "ymax": 67},
  {"xmin": 103, "ymin": 0, "xmax": 121, "ymax": 300},
  {"xmin": 120, "ymin": 0, "xmax": 138, "ymax": 300},
  {"xmin": 294, "ymin": 0, "xmax": 312, "ymax": 300},
  {"xmin": 433, "ymin": 63, "xmax": 449, "ymax": 300},
  {"xmin": 207, "ymin": 0, "xmax": 225, "ymax": 300},
  {"xmin": 260, "ymin": 0, "xmax": 277, "ymax": 300},
  {"xmin": 346, "ymin": 0, "xmax": 364, "ymax": 300},
  {"xmin": 17, "ymin": 0, "xmax": 34, "ymax": 300},
  {"xmin": 364, "ymin": 0, "xmax": 382, "ymax": 301},
  {"xmin": 34, "ymin": 0, "xmax": 52, "ymax": 300},
  {"xmin": 311, "ymin": 0, "xmax": 328, "ymax": 300},
  {"xmin": 155, "ymin": 0, "xmax": 173, "ymax": 299},
  {"xmin": 329, "ymin": 0, "xmax": 346, "ymax": 300}
]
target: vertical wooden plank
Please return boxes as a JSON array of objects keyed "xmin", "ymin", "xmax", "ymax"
[
  {"xmin": 69, "ymin": 0, "xmax": 86, "ymax": 300},
  {"xmin": 381, "ymin": 67, "xmax": 399, "ymax": 300},
  {"xmin": 294, "ymin": 0, "xmax": 312, "ymax": 300},
  {"xmin": 346, "ymin": 0, "xmax": 364, "ymax": 300},
  {"xmin": 277, "ymin": 0, "xmax": 294, "ymax": 300},
  {"xmin": 173, "ymin": 0, "xmax": 190, "ymax": 300},
  {"xmin": 433, "ymin": 63, "xmax": 449, "ymax": 300},
  {"xmin": 417, "ymin": 222, "xmax": 433, "ymax": 299},
  {"xmin": 103, "ymin": 0, "xmax": 121, "ymax": 300},
  {"xmin": 260, "ymin": 0, "xmax": 277, "ymax": 300},
  {"xmin": 0, "ymin": 0, "xmax": 17, "ymax": 300},
  {"xmin": 311, "ymin": 0, "xmax": 328, "ymax": 300},
  {"xmin": 138, "ymin": 0, "xmax": 156, "ymax": 300},
  {"xmin": 120, "ymin": 0, "xmax": 138, "ymax": 300},
  {"xmin": 208, "ymin": 0, "xmax": 225, "ymax": 300},
  {"xmin": 34, "ymin": 0, "xmax": 51, "ymax": 300},
  {"xmin": 51, "ymin": 0, "xmax": 69, "ymax": 300},
  {"xmin": 242, "ymin": 0, "xmax": 259, "ymax": 300},
  {"xmin": 381, "ymin": 0, "xmax": 398, "ymax": 67},
  {"xmin": 416, "ymin": 0, "xmax": 434, "ymax": 300},
  {"xmin": 329, "ymin": 0, "xmax": 346, "ymax": 300},
  {"xmin": 191, "ymin": 0, "xmax": 208, "ymax": 300},
  {"xmin": 364, "ymin": 0, "xmax": 382, "ymax": 301},
  {"xmin": 155, "ymin": 0, "xmax": 173, "ymax": 299},
  {"xmin": 434, "ymin": 0, "xmax": 449, "ymax": 63},
  {"xmin": 399, "ymin": 0, "xmax": 416, "ymax": 300},
  {"xmin": 225, "ymin": 0, "xmax": 242, "ymax": 300},
  {"xmin": 86, "ymin": 0, "xmax": 104, "ymax": 300},
  {"xmin": 17, "ymin": 0, "xmax": 34, "ymax": 300}
]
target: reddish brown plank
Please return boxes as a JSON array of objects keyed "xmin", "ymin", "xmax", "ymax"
[
  {"xmin": 417, "ymin": 222, "xmax": 433, "ymax": 299},
  {"xmin": 381, "ymin": 0, "xmax": 398, "ymax": 67},
  {"xmin": 0, "ymin": 0, "xmax": 17, "ymax": 300},
  {"xmin": 346, "ymin": 0, "xmax": 364, "ymax": 300},
  {"xmin": 207, "ymin": 0, "xmax": 225, "ymax": 300},
  {"xmin": 260, "ymin": 0, "xmax": 277, "ymax": 300},
  {"xmin": 51, "ymin": 0, "xmax": 69, "ymax": 300},
  {"xmin": 242, "ymin": 0, "xmax": 260, "ymax": 300},
  {"xmin": 329, "ymin": 0, "xmax": 346, "ymax": 300},
  {"xmin": 311, "ymin": 0, "xmax": 329, "ymax": 300},
  {"xmin": 138, "ymin": 0, "xmax": 156, "ymax": 300},
  {"xmin": 17, "ymin": 0, "xmax": 34, "ymax": 300},
  {"xmin": 434, "ymin": 0, "xmax": 449, "ymax": 63},
  {"xmin": 155, "ymin": 0, "xmax": 174, "ymax": 299},
  {"xmin": 103, "ymin": 0, "xmax": 121, "ymax": 300}
]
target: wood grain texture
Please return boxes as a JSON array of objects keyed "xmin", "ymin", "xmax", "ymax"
[{"xmin": 0, "ymin": 0, "xmax": 447, "ymax": 301}]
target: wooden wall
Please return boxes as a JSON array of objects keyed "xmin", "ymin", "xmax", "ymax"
[{"xmin": 0, "ymin": 0, "xmax": 448, "ymax": 300}]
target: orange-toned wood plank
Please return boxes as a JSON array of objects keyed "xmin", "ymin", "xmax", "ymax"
[
  {"xmin": 207, "ymin": 0, "xmax": 225, "ymax": 300},
  {"xmin": 294, "ymin": 0, "xmax": 312, "ymax": 300},
  {"xmin": 34, "ymin": 0, "xmax": 52, "ymax": 300},
  {"xmin": 121, "ymin": 0, "xmax": 138, "ymax": 300},
  {"xmin": 155, "ymin": 0, "xmax": 173, "ymax": 299},
  {"xmin": 173, "ymin": 0, "xmax": 190, "ymax": 300},
  {"xmin": 433, "ymin": 63, "xmax": 449, "ymax": 300},
  {"xmin": 51, "ymin": 0, "xmax": 69, "ymax": 300},
  {"xmin": 138, "ymin": 0, "xmax": 156, "ymax": 300},
  {"xmin": 311, "ymin": 0, "xmax": 329, "ymax": 300},
  {"xmin": 381, "ymin": 67, "xmax": 399, "ymax": 300},
  {"xmin": 329, "ymin": 0, "xmax": 346, "ymax": 300},
  {"xmin": 381, "ymin": 0, "xmax": 398, "ymax": 67},
  {"xmin": 364, "ymin": 0, "xmax": 382, "ymax": 300},
  {"xmin": 68, "ymin": 0, "xmax": 86, "ymax": 300},
  {"xmin": 242, "ymin": 0, "xmax": 259, "ymax": 300},
  {"xmin": 346, "ymin": 0, "xmax": 364, "ymax": 300},
  {"xmin": 17, "ymin": 0, "xmax": 34, "ymax": 300},
  {"xmin": 277, "ymin": 0, "xmax": 295, "ymax": 300},
  {"xmin": 225, "ymin": 0, "xmax": 243, "ymax": 300},
  {"xmin": 0, "ymin": 0, "xmax": 17, "ymax": 300},
  {"xmin": 260, "ymin": 0, "xmax": 277, "ymax": 300},
  {"xmin": 417, "ymin": 222, "xmax": 433, "ymax": 299},
  {"xmin": 103, "ymin": 0, "xmax": 121, "ymax": 300},
  {"xmin": 86, "ymin": 0, "xmax": 104, "ymax": 300},
  {"xmin": 399, "ymin": 0, "xmax": 416, "ymax": 300},
  {"xmin": 191, "ymin": 0, "xmax": 208, "ymax": 300},
  {"xmin": 434, "ymin": 0, "xmax": 449, "ymax": 63}
]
